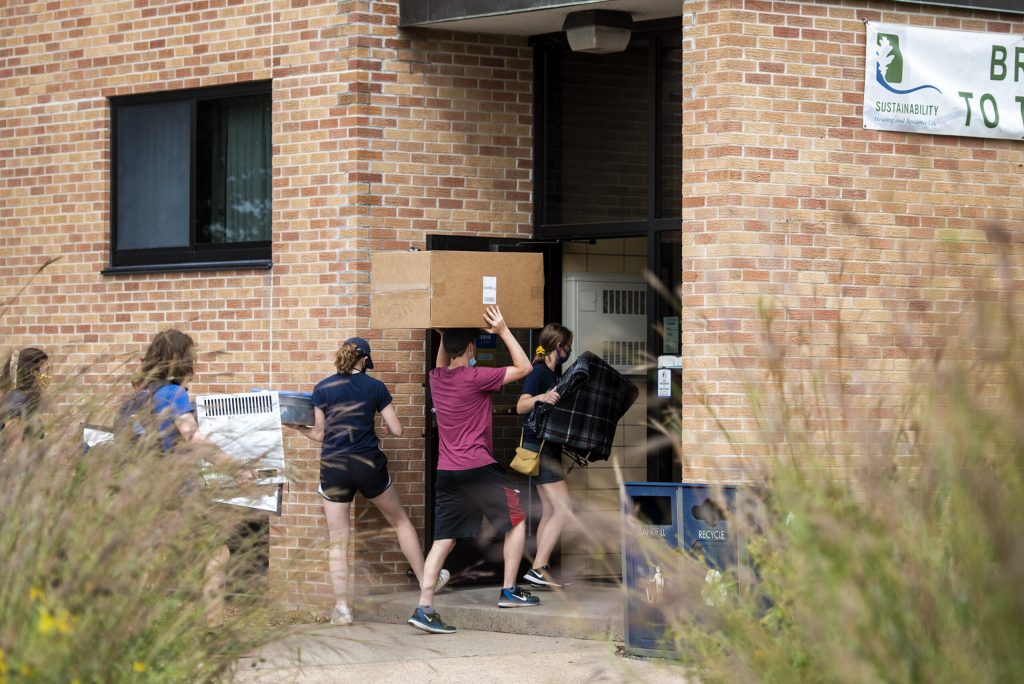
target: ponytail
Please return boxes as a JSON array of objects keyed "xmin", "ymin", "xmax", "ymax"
[{"xmin": 534, "ymin": 324, "xmax": 573, "ymax": 363}]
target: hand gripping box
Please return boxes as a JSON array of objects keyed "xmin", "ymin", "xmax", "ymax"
[{"xmin": 370, "ymin": 251, "xmax": 544, "ymax": 329}]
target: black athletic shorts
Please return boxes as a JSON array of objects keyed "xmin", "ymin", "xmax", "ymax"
[
  {"xmin": 434, "ymin": 462, "xmax": 525, "ymax": 540},
  {"xmin": 319, "ymin": 449, "xmax": 392, "ymax": 503}
]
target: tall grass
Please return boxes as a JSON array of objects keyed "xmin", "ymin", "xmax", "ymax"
[
  {"xmin": 657, "ymin": 285, "xmax": 1024, "ymax": 682},
  {"xmin": 0, "ymin": 368, "xmax": 278, "ymax": 682}
]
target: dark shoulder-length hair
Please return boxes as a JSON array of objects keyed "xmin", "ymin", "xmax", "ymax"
[
  {"xmin": 1, "ymin": 347, "xmax": 48, "ymax": 398},
  {"xmin": 139, "ymin": 329, "xmax": 196, "ymax": 385}
]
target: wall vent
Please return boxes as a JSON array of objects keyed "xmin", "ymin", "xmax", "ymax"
[
  {"xmin": 195, "ymin": 391, "xmax": 288, "ymax": 513},
  {"xmin": 201, "ymin": 393, "xmax": 277, "ymax": 418},
  {"xmin": 602, "ymin": 339, "xmax": 645, "ymax": 369},
  {"xmin": 603, "ymin": 288, "xmax": 646, "ymax": 316},
  {"xmin": 563, "ymin": 271, "xmax": 646, "ymax": 374}
]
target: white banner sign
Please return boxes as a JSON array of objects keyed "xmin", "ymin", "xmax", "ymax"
[{"xmin": 864, "ymin": 22, "xmax": 1024, "ymax": 141}]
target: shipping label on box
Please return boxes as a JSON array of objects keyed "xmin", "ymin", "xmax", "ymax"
[{"xmin": 370, "ymin": 251, "xmax": 544, "ymax": 329}]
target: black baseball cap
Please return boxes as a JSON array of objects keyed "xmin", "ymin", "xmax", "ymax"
[{"xmin": 345, "ymin": 336, "xmax": 374, "ymax": 369}]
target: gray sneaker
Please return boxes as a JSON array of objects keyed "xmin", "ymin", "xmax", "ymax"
[
  {"xmin": 435, "ymin": 568, "xmax": 451, "ymax": 593},
  {"xmin": 330, "ymin": 605, "xmax": 353, "ymax": 626}
]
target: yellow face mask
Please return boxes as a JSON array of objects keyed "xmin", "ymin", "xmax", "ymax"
[{"xmin": 36, "ymin": 372, "xmax": 51, "ymax": 390}]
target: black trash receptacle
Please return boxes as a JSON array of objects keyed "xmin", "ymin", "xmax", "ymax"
[{"xmin": 622, "ymin": 482, "xmax": 740, "ymax": 659}]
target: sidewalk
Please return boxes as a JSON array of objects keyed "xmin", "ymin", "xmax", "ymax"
[
  {"xmin": 235, "ymin": 621, "xmax": 687, "ymax": 683},
  {"xmin": 356, "ymin": 580, "xmax": 624, "ymax": 640},
  {"xmin": 235, "ymin": 582, "xmax": 690, "ymax": 682}
]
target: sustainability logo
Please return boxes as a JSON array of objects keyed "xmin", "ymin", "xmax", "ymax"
[{"xmin": 875, "ymin": 33, "xmax": 941, "ymax": 95}]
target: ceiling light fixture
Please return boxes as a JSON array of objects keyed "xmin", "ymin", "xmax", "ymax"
[{"xmin": 562, "ymin": 10, "xmax": 634, "ymax": 54}]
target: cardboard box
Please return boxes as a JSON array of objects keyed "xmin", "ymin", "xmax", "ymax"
[{"xmin": 370, "ymin": 251, "xmax": 544, "ymax": 329}]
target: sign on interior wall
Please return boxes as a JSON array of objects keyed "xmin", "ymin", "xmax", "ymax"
[{"xmin": 863, "ymin": 22, "xmax": 1024, "ymax": 141}]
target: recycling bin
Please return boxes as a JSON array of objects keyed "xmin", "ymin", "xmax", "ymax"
[
  {"xmin": 681, "ymin": 483, "xmax": 738, "ymax": 571},
  {"xmin": 622, "ymin": 482, "xmax": 740, "ymax": 658}
]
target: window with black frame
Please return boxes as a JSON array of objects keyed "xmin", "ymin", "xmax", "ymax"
[
  {"xmin": 541, "ymin": 37, "xmax": 651, "ymax": 226},
  {"xmin": 108, "ymin": 81, "xmax": 272, "ymax": 272}
]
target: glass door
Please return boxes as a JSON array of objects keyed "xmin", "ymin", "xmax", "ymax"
[{"xmin": 647, "ymin": 228, "xmax": 681, "ymax": 482}]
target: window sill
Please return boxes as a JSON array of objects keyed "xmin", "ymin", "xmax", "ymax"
[{"xmin": 101, "ymin": 259, "xmax": 273, "ymax": 276}]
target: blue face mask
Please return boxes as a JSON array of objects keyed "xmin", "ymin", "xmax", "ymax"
[
  {"xmin": 557, "ymin": 346, "xmax": 573, "ymax": 365},
  {"xmin": 469, "ymin": 356, "xmax": 477, "ymax": 368}
]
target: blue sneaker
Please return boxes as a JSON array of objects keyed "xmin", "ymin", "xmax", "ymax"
[
  {"xmin": 498, "ymin": 585, "xmax": 540, "ymax": 608},
  {"xmin": 408, "ymin": 606, "xmax": 456, "ymax": 634}
]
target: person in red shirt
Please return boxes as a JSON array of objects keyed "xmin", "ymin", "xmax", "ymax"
[{"xmin": 408, "ymin": 306, "xmax": 535, "ymax": 634}]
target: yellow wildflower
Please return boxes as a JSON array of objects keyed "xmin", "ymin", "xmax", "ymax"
[
  {"xmin": 37, "ymin": 607, "xmax": 72, "ymax": 636},
  {"xmin": 132, "ymin": 661, "xmax": 147, "ymax": 673},
  {"xmin": 38, "ymin": 608, "xmax": 56, "ymax": 635},
  {"xmin": 29, "ymin": 587, "xmax": 45, "ymax": 602}
]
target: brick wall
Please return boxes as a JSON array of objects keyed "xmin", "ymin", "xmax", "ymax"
[
  {"xmin": 17, "ymin": 0, "xmax": 1018, "ymax": 612},
  {"xmin": 0, "ymin": 0, "xmax": 532, "ymax": 612},
  {"xmin": 682, "ymin": 0, "xmax": 1024, "ymax": 483}
]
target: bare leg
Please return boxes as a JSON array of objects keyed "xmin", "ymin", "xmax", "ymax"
[
  {"xmin": 533, "ymin": 480, "xmax": 574, "ymax": 569},
  {"xmin": 322, "ymin": 497, "xmax": 352, "ymax": 609},
  {"xmin": 370, "ymin": 485, "xmax": 426, "ymax": 582},
  {"xmin": 203, "ymin": 543, "xmax": 230, "ymax": 625},
  {"xmin": 532, "ymin": 485, "xmax": 552, "ymax": 565},
  {"xmin": 418, "ymin": 539, "xmax": 456, "ymax": 607},
  {"xmin": 503, "ymin": 520, "xmax": 527, "ymax": 588}
]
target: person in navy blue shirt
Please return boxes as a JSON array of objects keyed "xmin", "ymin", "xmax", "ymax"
[
  {"xmin": 515, "ymin": 323, "xmax": 577, "ymax": 589},
  {"xmin": 295, "ymin": 336, "xmax": 448, "ymax": 625}
]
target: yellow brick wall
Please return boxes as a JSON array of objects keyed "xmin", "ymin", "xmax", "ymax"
[
  {"xmin": 11, "ymin": 0, "xmax": 1021, "ymax": 609},
  {"xmin": 682, "ymin": 0, "xmax": 1024, "ymax": 483},
  {"xmin": 0, "ymin": 0, "xmax": 532, "ymax": 612}
]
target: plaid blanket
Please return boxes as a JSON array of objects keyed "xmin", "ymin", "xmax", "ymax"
[{"xmin": 524, "ymin": 352, "xmax": 638, "ymax": 461}]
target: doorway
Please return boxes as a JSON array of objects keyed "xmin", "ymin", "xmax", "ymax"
[
  {"xmin": 419, "ymin": 15, "xmax": 682, "ymax": 586},
  {"xmin": 422, "ymin": 234, "xmax": 561, "ymax": 586},
  {"xmin": 534, "ymin": 20, "xmax": 682, "ymax": 486},
  {"xmin": 421, "ymin": 233, "xmax": 679, "ymax": 585}
]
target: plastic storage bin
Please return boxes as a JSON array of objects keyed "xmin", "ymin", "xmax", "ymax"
[
  {"xmin": 278, "ymin": 391, "xmax": 314, "ymax": 426},
  {"xmin": 253, "ymin": 389, "xmax": 315, "ymax": 426}
]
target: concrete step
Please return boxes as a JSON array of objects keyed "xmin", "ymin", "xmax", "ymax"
[{"xmin": 356, "ymin": 581, "xmax": 624, "ymax": 642}]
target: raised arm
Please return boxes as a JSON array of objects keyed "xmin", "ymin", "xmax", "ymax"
[
  {"xmin": 435, "ymin": 330, "xmax": 451, "ymax": 369},
  {"xmin": 484, "ymin": 306, "xmax": 532, "ymax": 386}
]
